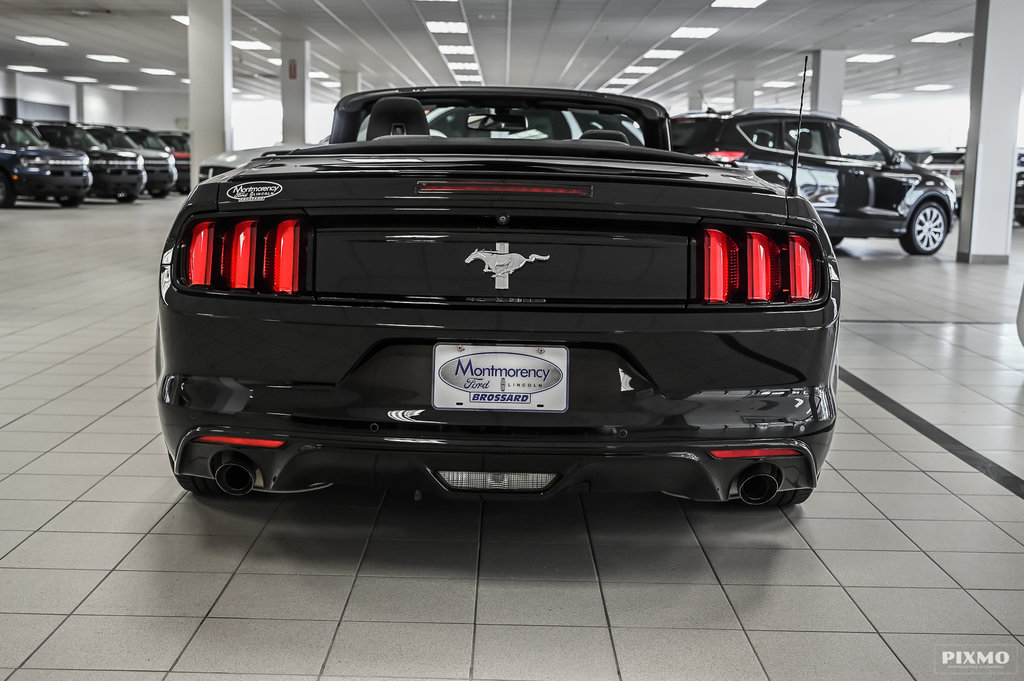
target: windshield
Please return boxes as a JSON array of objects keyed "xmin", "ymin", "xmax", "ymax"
[
  {"xmin": 159, "ymin": 134, "xmax": 189, "ymax": 152},
  {"xmin": 128, "ymin": 131, "xmax": 170, "ymax": 151},
  {"xmin": 87, "ymin": 128, "xmax": 142, "ymax": 150},
  {"xmin": 0, "ymin": 122, "xmax": 47, "ymax": 147},
  {"xmin": 36, "ymin": 125, "xmax": 103, "ymax": 150},
  {"xmin": 670, "ymin": 118, "xmax": 723, "ymax": 153}
]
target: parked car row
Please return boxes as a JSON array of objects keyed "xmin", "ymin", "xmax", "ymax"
[{"xmin": 0, "ymin": 115, "xmax": 190, "ymax": 209}]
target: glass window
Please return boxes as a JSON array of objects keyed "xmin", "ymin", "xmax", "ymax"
[
  {"xmin": 837, "ymin": 126, "xmax": 887, "ymax": 162},
  {"xmin": 781, "ymin": 120, "xmax": 828, "ymax": 156},
  {"xmin": 0, "ymin": 123, "xmax": 46, "ymax": 147},
  {"xmin": 738, "ymin": 121, "xmax": 779, "ymax": 149},
  {"xmin": 669, "ymin": 117, "xmax": 723, "ymax": 152}
]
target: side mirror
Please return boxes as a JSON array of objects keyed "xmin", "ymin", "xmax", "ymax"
[
  {"xmin": 889, "ymin": 151, "xmax": 906, "ymax": 167},
  {"xmin": 466, "ymin": 113, "xmax": 528, "ymax": 133}
]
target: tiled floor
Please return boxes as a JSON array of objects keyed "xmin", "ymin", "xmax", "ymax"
[{"xmin": 1, "ymin": 198, "xmax": 1024, "ymax": 680}]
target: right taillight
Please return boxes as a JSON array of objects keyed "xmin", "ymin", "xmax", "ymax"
[
  {"xmin": 702, "ymin": 227, "xmax": 818, "ymax": 305},
  {"xmin": 181, "ymin": 218, "xmax": 305, "ymax": 295}
]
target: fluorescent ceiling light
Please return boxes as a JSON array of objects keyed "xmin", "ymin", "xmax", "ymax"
[
  {"xmin": 847, "ymin": 53, "xmax": 894, "ymax": 63},
  {"xmin": 711, "ymin": 0, "xmax": 767, "ymax": 7},
  {"xmin": 598, "ymin": 87, "xmax": 624, "ymax": 94},
  {"xmin": 140, "ymin": 68, "xmax": 175, "ymax": 76},
  {"xmin": 624, "ymin": 65, "xmax": 658, "ymax": 74},
  {"xmin": 447, "ymin": 62, "xmax": 479, "ymax": 70},
  {"xmin": 762, "ymin": 80, "xmax": 795, "ymax": 88},
  {"xmin": 16, "ymin": 36, "xmax": 68, "ymax": 47},
  {"xmin": 426, "ymin": 21, "xmax": 468, "ymax": 33},
  {"xmin": 608, "ymin": 77, "xmax": 639, "ymax": 85},
  {"xmin": 64, "ymin": 76, "xmax": 98, "ymax": 83},
  {"xmin": 267, "ymin": 57, "xmax": 282, "ymax": 66},
  {"xmin": 914, "ymin": 83, "xmax": 953, "ymax": 92},
  {"xmin": 231, "ymin": 40, "xmax": 272, "ymax": 50},
  {"xmin": 309, "ymin": 71, "xmax": 330, "ymax": 79},
  {"xmin": 912, "ymin": 31, "xmax": 972, "ymax": 44},
  {"xmin": 321, "ymin": 81, "xmax": 341, "ymax": 88},
  {"xmin": 754, "ymin": 89, "xmax": 763, "ymax": 96},
  {"xmin": 232, "ymin": 87, "xmax": 241, "ymax": 93},
  {"xmin": 171, "ymin": 15, "xmax": 189, "ymax": 26},
  {"xmin": 870, "ymin": 92, "xmax": 901, "ymax": 99},
  {"xmin": 87, "ymin": 54, "xmax": 129, "ymax": 63},
  {"xmin": 439, "ymin": 45, "xmax": 475, "ymax": 54},
  {"xmin": 108, "ymin": 84, "xmax": 138, "ymax": 91},
  {"xmin": 644, "ymin": 49, "xmax": 684, "ymax": 59},
  {"xmin": 455, "ymin": 74, "xmax": 482, "ymax": 82},
  {"xmin": 671, "ymin": 27, "xmax": 719, "ymax": 39},
  {"xmin": 799, "ymin": 69, "xmax": 813, "ymax": 77},
  {"xmin": 7, "ymin": 65, "xmax": 48, "ymax": 73},
  {"xmin": 180, "ymin": 78, "xmax": 190, "ymax": 84}
]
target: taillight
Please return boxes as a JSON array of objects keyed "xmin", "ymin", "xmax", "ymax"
[
  {"xmin": 697, "ymin": 150, "xmax": 747, "ymax": 163},
  {"xmin": 701, "ymin": 227, "xmax": 819, "ymax": 305},
  {"xmin": 186, "ymin": 221, "xmax": 214, "ymax": 286},
  {"xmin": 181, "ymin": 218, "xmax": 305, "ymax": 295},
  {"xmin": 704, "ymin": 229, "xmax": 739, "ymax": 303}
]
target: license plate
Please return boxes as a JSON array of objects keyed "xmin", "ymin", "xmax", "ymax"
[{"xmin": 432, "ymin": 344, "xmax": 568, "ymax": 412}]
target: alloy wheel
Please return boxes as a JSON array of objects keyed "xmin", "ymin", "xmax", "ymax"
[{"xmin": 914, "ymin": 205, "xmax": 946, "ymax": 252}]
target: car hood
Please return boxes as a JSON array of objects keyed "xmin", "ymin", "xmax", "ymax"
[
  {"xmin": 87, "ymin": 149, "xmax": 141, "ymax": 162},
  {"xmin": 16, "ymin": 146, "xmax": 87, "ymax": 161}
]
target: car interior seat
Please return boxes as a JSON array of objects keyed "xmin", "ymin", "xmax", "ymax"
[
  {"xmin": 367, "ymin": 97, "xmax": 430, "ymax": 139},
  {"xmin": 579, "ymin": 129, "xmax": 629, "ymax": 144}
]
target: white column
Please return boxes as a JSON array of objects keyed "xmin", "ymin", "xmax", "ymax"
[
  {"xmin": 187, "ymin": 0, "xmax": 232, "ymax": 187},
  {"xmin": 733, "ymin": 79, "xmax": 755, "ymax": 110},
  {"xmin": 339, "ymin": 71, "xmax": 360, "ymax": 97},
  {"xmin": 687, "ymin": 91, "xmax": 704, "ymax": 112},
  {"xmin": 810, "ymin": 49, "xmax": 844, "ymax": 114},
  {"xmin": 280, "ymin": 39, "xmax": 310, "ymax": 144},
  {"xmin": 957, "ymin": 0, "xmax": 1024, "ymax": 264}
]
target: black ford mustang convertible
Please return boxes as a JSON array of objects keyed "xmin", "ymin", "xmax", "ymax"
[{"xmin": 157, "ymin": 87, "xmax": 840, "ymax": 506}]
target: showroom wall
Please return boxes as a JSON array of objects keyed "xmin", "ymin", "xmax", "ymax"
[
  {"xmin": 80, "ymin": 85, "xmax": 124, "ymax": 126},
  {"xmin": 7, "ymin": 73, "xmax": 77, "ymax": 120},
  {"xmin": 122, "ymin": 92, "xmax": 189, "ymax": 131}
]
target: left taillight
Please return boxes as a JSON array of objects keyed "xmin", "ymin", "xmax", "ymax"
[
  {"xmin": 701, "ymin": 227, "xmax": 820, "ymax": 305},
  {"xmin": 181, "ymin": 218, "xmax": 306, "ymax": 295}
]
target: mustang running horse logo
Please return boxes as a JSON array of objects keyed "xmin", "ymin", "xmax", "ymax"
[{"xmin": 465, "ymin": 242, "xmax": 550, "ymax": 290}]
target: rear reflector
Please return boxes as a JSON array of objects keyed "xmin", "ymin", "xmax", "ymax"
[
  {"xmin": 788, "ymin": 234, "xmax": 814, "ymax": 302},
  {"xmin": 438, "ymin": 470, "xmax": 557, "ymax": 491},
  {"xmin": 417, "ymin": 181, "xmax": 592, "ymax": 197},
  {"xmin": 709, "ymin": 448, "xmax": 801, "ymax": 459},
  {"xmin": 271, "ymin": 219, "xmax": 301, "ymax": 294},
  {"xmin": 747, "ymin": 232, "xmax": 781, "ymax": 303},
  {"xmin": 186, "ymin": 221, "xmax": 214, "ymax": 286},
  {"xmin": 194, "ymin": 435, "xmax": 286, "ymax": 448},
  {"xmin": 703, "ymin": 229, "xmax": 739, "ymax": 303},
  {"xmin": 228, "ymin": 220, "xmax": 257, "ymax": 289}
]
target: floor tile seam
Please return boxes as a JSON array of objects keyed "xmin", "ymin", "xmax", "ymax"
[
  {"xmin": 838, "ymin": 367, "xmax": 1024, "ymax": 500},
  {"xmin": 314, "ymin": 491, "xmax": 386, "ymax": 681},
  {"xmin": 578, "ymin": 494, "xmax": 625, "ymax": 681},
  {"xmin": 0, "ymin": 494, "xmax": 78, "ymax": 563}
]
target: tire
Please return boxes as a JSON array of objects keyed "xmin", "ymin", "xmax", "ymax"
[
  {"xmin": 58, "ymin": 196, "xmax": 83, "ymax": 208},
  {"xmin": 0, "ymin": 173, "xmax": 15, "ymax": 208},
  {"xmin": 773, "ymin": 487, "xmax": 813, "ymax": 506},
  {"xmin": 900, "ymin": 201, "xmax": 949, "ymax": 255},
  {"xmin": 115, "ymin": 194, "xmax": 138, "ymax": 204},
  {"xmin": 830, "ymin": 236, "xmax": 844, "ymax": 247},
  {"xmin": 151, "ymin": 190, "xmax": 169, "ymax": 199},
  {"xmin": 174, "ymin": 473, "xmax": 225, "ymax": 495}
]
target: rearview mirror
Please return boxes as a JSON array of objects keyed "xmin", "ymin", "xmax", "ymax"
[{"xmin": 466, "ymin": 113, "xmax": 528, "ymax": 133}]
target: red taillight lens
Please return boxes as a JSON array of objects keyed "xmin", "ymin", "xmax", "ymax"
[
  {"xmin": 227, "ymin": 220, "xmax": 257, "ymax": 289},
  {"xmin": 704, "ymin": 229, "xmax": 739, "ymax": 303},
  {"xmin": 747, "ymin": 232, "xmax": 781, "ymax": 303},
  {"xmin": 271, "ymin": 219, "xmax": 301, "ymax": 294},
  {"xmin": 194, "ymin": 435, "xmax": 286, "ymax": 448},
  {"xmin": 172, "ymin": 151, "xmax": 190, "ymax": 160},
  {"xmin": 186, "ymin": 221, "xmax": 214, "ymax": 286},
  {"xmin": 697, "ymin": 150, "xmax": 747, "ymax": 163},
  {"xmin": 709, "ymin": 448, "xmax": 801, "ymax": 459},
  {"xmin": 788, "ymin": 234, "xmax": 814, "ymax": 302}
]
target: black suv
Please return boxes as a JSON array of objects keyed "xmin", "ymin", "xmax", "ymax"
[
  {"xmin": 155, "ymin": 130, "xmax": 190, "ymax": 194},
  {"xmin": 0, "ymin": 117, "xmax": 92, "ymax": 208},
  {"xmin": 31, "ymin": 121, "xmax": 146, "ymax": 204},
  {"xmin": 671, "ymin": 110, "xmax": 958, "ymax": 255},
  {"xmin": 84, "ymin": 125, "xmax": 178, "ymax": 198}
]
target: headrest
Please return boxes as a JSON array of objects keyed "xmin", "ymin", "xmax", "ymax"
[
  {"xmin": 366, "ymin": 97, "xmax": 429, "ymax": 139},
  {"xmin": 798, "ymin": 133, "xmax": 814, "ymax": 152},
  {"xmin": 579, "ymin": 129, "xmax": 629, "ymax": 144}
]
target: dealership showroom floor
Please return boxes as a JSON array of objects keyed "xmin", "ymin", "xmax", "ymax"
[{"xmin": 0, "ymin": 198, "xmax": 1021, "ymax": 681}]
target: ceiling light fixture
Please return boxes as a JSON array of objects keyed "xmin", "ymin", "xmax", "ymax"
[
  {"xmin": 644, "ymin": 49, "xmax": 684, "ymax": 59},
  {"xmin": 914, "ymin": 83, "xmax": 953, "ymax": 92},
  {"xmin": 912, "ymin": 31, "xmax": 972, "ymax": 44},
  {"xmin": 870, "ymin": 92, "xmax": 902, "ymax": 99},
  {"xmin": 140, "ymin": 68, "xmax": 175, "ymax": 76},
  {"xmin": 87, "ymin": 54, "xmax": 129, "ymax": 63},
  {"xmin": 608, "ymin": 77, "xmax": 639, "ymax": 85},
  {"xmin": 671, "ymin": 27, "xmax": 719, "ymax": 39},
  {"xmin": 439, "ymin": 45, "xmax": 475, "ymax": 54},
  {"xmin": 308, "ymin": 71, "xmax": 329, "ymax": 79},
  {"xmin": 762, "ymin": 80, "xmax": 795, "ymax": 88},
  {"xmin": 711, "ymin": 0, "xmax": 767, "ymax": 7},
  {"xmin": 624, "ymin": 65, "xmax": 658, "ymax": 74},
  {"xmin": 108, "ymin": 84, "xmax": 138, "ymax": 91},
  {"xmin": 7, "ymin": 65, "xmax": 49, "ymax": 73},
  {"xmin": 267, "ymin": 57, "xmax": 283, "ymax": 66},
  {"xmin": 598, "ymin": 87, "xmax": 625, "ymax": 94},
  {"xmin": 171, "ymin": 15, "xmax": 189, "ymax": 26},
  {"xmin": 426, "ymin": 21, "xmax": 469, "ymax": 33},
  {"xmin": 231, "ymin": 40, "xmax": 272, "ymax": 50},
  {"xmin": 16, "ymin": 36, "xmax": 69, "ymax": 46},
  {"xmin": 455, "ymin": 74, "xmax": 483, "ymax": 82},
  {"xmin": 64, "ymin": 76, "xmax": 98, "ymax": 83},
  {"xmin": 447, "ymin": 62, "xmax": 480, "ymax": 70},
  {"xmin": 321, "ymin": 81, "xmax": 341, "ymax": 88},
  {"xmin": 847, "ymin": 53, "xmax": 894, "ymax": 63}
]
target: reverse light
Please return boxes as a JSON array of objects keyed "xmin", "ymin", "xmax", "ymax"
[
  {"xmin": 788, "ymin": 235, "xmax": 814, "ymax": 302},
  {"xmin": 703, "ymin": 229, "xmax": 739, "ymax": 303},
  {"xmin": 186, "ymin": 221, "xmax": 215, "ymax": 286},
  {"xmin": 747, "ymin": 232, "xmax": 781, "ymax": 303},
  {"xmin": 709, "ymin": 448, "xmax": 801, "ymax": 459},
  {"xmin": 194, "ymin": 435, "xmax": 286, "ymax": 448}
]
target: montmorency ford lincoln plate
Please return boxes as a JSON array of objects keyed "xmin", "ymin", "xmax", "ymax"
[{"xmin": 157, "ymin": 87, "xmax": 840, "ymax": 506}]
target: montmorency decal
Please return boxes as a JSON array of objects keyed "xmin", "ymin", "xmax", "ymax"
[{"xmin": 226, "ymin": 181, "xmax": 283, "ymax": 202}]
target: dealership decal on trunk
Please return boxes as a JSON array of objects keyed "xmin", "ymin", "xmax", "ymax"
[
  {"xmin": 433, "ymin": 345, "xmax": 568, "ymax": 411},
  {"xmin": 465, "ymin": 242, "xmax": 549, "ymax": 289},
  {"xmin": 226, "ymin": 181, "xmax": 283, "ymax": 202}
]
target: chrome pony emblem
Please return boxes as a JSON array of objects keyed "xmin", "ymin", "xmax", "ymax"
[{"xmin": 465, "ymin": 242, "xmax": 550, "ymax": 290}]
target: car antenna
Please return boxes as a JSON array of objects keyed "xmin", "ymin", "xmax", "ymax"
[
  {"xmin": 787, "ymin": 55, "xmax": 810, "ymax": 197},
  {"xmin": 698, "ymin": 89, "xmax": 716, "ymax": 114}
]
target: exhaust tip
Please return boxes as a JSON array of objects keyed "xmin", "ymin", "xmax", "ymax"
[
  {"xmin": 214, "ymin": 460, "xmax": 256, "ymax": 496},
  {"xmin": 737, "ymin": 464, "xmax": 782, "ymax": 505}
]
